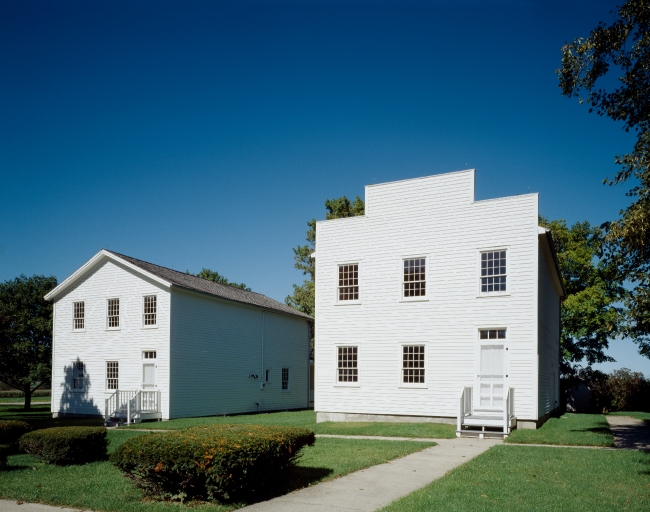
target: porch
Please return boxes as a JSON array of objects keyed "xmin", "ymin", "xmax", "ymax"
[
  {"xmin": 457, "ymin": 386, "xmax": 516, "ymax": 438},
  {"xmin": 104, "ymin": 390, "xmax": 162, "ymax": 426}
]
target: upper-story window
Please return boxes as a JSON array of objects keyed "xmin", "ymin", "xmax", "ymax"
[
  {"xmin": 403, "ymin": 258, "xmax": 426, "ymax": 298},
  {"xmin": 338, "ymin": 264, "xmax": 359, "ymax": 301},
  {"xmin": 107, "ymin": 298, "xmax": 120, "ymax": 329},
  {"xmin": 73, "ymin": 301, "xmax": 85, "ymax": 331},
  {"xmin": 143, "ymin": 295, "xmax": 157, "ymax": 326},
  {"xmin": 480, "ymin": 250, "xmax": 507, "ymax": 293}
]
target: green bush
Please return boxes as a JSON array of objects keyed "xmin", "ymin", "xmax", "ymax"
[
  {"xmin": 0, "ymin": 420, "xmax": 32, "ymax": 452},
  {"xmin": 111, "ymin": 424, "xmax": 315, "ymax": 502},
  {"xmin": 19, "ymin": 426, "xmax": 108, "ymax": 465},
  {"xmin": 0, "ymin": 444, "xmax": 9, "ymax": 469},
  {"xmin": 564, "ymin": 368, "xmax": 650, "ymax": 413},
  {"xmin": 0, "ymin": 390, "xmax": 51, "ymax": 398}
]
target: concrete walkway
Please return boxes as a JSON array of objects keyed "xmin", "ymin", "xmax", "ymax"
[
  {"xmin": 606, "ymin": 415, "xmax": 650, "ymax": 451},
  {"xmin": 0, "ymin": 501, "xmax": 86, "ymax": 511},
  {"xmin": 240, "ymin": 437, "xmax": 501, "ymax": 512}
]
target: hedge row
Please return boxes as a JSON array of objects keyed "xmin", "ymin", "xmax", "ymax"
[
  {"xmin": 111, "ymin": 424, "xmax": 315, "ymax": 501},
  {"xmin": 20, "ymin": 427, "xmax": 108, "ymax": 465},
  {"xmin": 0, "ymin": 390, "xmax": 51, "ymax": 398},
  {"xmin": 0, "ymin": 420, "xmax": 32, "ymax": 452}
]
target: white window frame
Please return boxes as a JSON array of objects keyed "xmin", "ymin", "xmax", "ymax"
[
  {"xmin": 106, "ymin": 360, "xmax": 119, "ymax": 390},
  {"xmin": 400, "ymin": 255, "xmax": 428, "ymax": 302},
  {"xmin": 335, "ymin": 261, "xmax": 361, "ymax": 305},
  {"xmin": 477, "ymin": 247, "xmax": 509, "ymax": 297},
  {"xmin": 71, "ymin": 360, "xmax": 85, "ymax": 392},
  {"xmin": 336, "ymin": 345, "xmax": 359, "ymax": 385},
  {"xmin": 281, "ymin": 367, "xmax": 290, "ymax": 392},
  {"xmin": 72, "ymin": 301, "xmax": 85, "ymax": 332},
  {"xmin": 142, "ymin": 294, "xmax": 157, "ymax": 328},
  {"xmin": 398, "ymin": 342, "xmax": 428, "ymax": 389},
  {"xmin": 106, "ymin": 298, "xmax": 120, "ymax": 330}
]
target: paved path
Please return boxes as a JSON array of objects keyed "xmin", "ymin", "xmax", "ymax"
[
  {"xmin": 239, "ymin": 437, "xmax": 501, "ymax": 512},
  {"xmin": 606, "ymin": 415, "xmax": 650, "ymax": 451},
  {"xmin": 0, "ymin": 501, "xmax": 86, "ymax": 511}
]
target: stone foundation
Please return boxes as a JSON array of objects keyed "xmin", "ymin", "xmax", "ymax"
[{"xmin": 317, "ymin": 411, "xmax": 456, "ymax": 425}]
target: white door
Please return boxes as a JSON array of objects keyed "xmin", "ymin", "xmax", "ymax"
[
  {"xmin": 142, "ymin": 363, "xmax": 156, "ymax": 389},
  {"xmin": 478, "ymin": 344, "xmax": 505, "ymax": 410}
]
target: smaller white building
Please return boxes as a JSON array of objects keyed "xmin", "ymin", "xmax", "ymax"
[
  {"xmin": 313, "ymin": 170, "xmax": 565, "ymax": 434},
  {"xmin": 45, "ymin": 250, "xmax": 312, "ymax": 423}
]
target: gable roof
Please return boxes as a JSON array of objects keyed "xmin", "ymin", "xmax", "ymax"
[{"xmin": 45, "ymin": 249, "xmax": 312, "ymax": 321}]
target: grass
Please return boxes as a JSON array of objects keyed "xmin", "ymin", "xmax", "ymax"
[
  {"xmin": 610, "ymin": 411, "xmax": 650, "ymax": 425},
  {"xmin": 505, "ymin": 413, "xmax": 614, "ymax": 447},
  {"xmin": 0, "ymin": 429, "xmax": 434, "ymax": 512},
  {"xmin": 0, "ymin": 404, "xmax": 103, "ymax": 429},
  {"xmin": 381, "ymin": 445, "xmax": 650, "ymax": 511},
  {"xmin": 0, "ymin": 397, "xmax": 50, "ymax": 403},
  {"xmin": 122, "ymin": 409, "xmax": 457, "ymax": 438}
]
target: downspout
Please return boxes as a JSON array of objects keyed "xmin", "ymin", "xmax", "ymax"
[{"xmin": 260, "ymin": 310, "xmax": 266, "ymax": 411}]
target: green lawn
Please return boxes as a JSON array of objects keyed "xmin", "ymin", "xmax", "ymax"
[
  {"xmin": 122, "ymin": 409, "xmax": 457, "ymax": 438},
  {"xmin": 505, "ymin": 413, "xmax": 614, "ymax": 447},
  {"xmin": 381, "ymin": 445, "xmax": 650, "ymax": 511},
  {"xmin": 0, "ymin": 430, "xmax": 434, "ymax": 511},
  {"xmin": 0, "ymin": 397, "xmax": 50, "ymax": 403},
  {"xmin": 0, "ymin": 404, "xmax": 103, "ymax": 429}
]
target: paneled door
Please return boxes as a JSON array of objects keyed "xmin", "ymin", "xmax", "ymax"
[{"xmin": 478, "ymin": 344, "xmax": 505, "ymax": 410}]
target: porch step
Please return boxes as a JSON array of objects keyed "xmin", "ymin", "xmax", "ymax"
[
  {"xmin": 456, "ymin": 429, "xmax": 509, "ymax": 439},
  {"xmin": 463, "ymin": 415, "xmax": 506, "ymax": 427}
]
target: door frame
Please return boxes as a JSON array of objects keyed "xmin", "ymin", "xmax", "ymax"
[
  {"xmin": 474, "ymin": 327, "xmax": 509, "ymax": 411},
  {"xmin": 141, "ymin": 350, "xmax": 158, "ymax": 390}
]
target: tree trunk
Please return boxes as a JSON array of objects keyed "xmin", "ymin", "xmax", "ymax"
[{"xmin": 23, "ymin": 384, "xmax": 31, "ymax": 411}]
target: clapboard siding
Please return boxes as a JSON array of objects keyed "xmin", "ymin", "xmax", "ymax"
[
  {"xmin": 51, "ymin": 260, "xmax": 171, "ymax": 418},
  {"xmin": 169, "ymin": 289, "xmax": 309, "ymax": 419},
  {"xmin": 315, "ymin": 170, "xmax": 547, "ymax": 421},
  {"xmin": 538, "ymin": 238, "xmax": 561, "ymax": 416}
]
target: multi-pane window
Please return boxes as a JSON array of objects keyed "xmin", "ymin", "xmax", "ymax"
[
  {"xmin": 72, "ymin": 361, "xmax": 85, "ymax": 390},
  {"xmin": 265, "ymin": 369, "xmax": 271, "ymax": 383},
  {"xmin": 143, "ymin": 351, "xmax": 157, "ymax": 359},
  {"xmin": 337, "ymin": 346, "xmax": 358, "ymax": 382},
  {"xmin": 402, "ymin": 345, "xmax": 425, "ymax": 384},
  {"xmin": 106, "ymin": 361, "xmax": 119, "ymax": 389},
  {"xmin": 481, "ymin": 251, "xmax": 507, "ymax": 293},
  {"xmin": 73, "ymin": 301, "xmax": 85, "ymax": 330},
  {"xmin": 281, "ymin": 368, "xmax": 290, "ymax": 390},
  {"xmin": 403, "ymin": 258, "xmax": 426, "ymax": 297},
  {"xmin": 338, "ymin": 264, "xmax": 359, "ymax": 301},
  {"xmin": 479, "ymin": 329, "xmax": 506, "ymax": 340},
  {"xmin": 143, "ymin": 295, "xmax": 157, "ymax": 326},
  {"xmin": 107, "ymin": 299, "xmax": 120, "ymax": 328}
]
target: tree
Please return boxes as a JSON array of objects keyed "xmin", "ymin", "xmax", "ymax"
[
  {"xmin": 187, "ymin": 269, "xmax": 251, "ymax": 291},
  {"xmin": 286, "ymin": 195, "xmax": 365, "ymax": 319},
  {"xmin": 540, "ymin": 218, "xmax": 625, "ymax": 375},
  {"xmin": 557, "ymin": 0, "xmax": 650, "ymax": 356},
  {"xmin": 0, "ymin": 275, "xmax": 57, "ymax": 410}
]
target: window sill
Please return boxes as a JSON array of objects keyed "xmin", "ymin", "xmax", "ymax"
[
  {"xmin": 105, "ymin": 327, "xmax": 121, "ymax": 331},
  {"xmin": 72, "ymin": 330, "xmax": 85, "ymax": 333},
  {"xmin": 335, "ymin": 301, "xmax": 362, "ymax": 306},
  {"xmin": 399, "ymin": 298, "xmax": 429, "ymax": 303},
  {"xmin": 398, "ymin": 385, "xmax": 428, "ymax": 390},
  {"xmin": 334, "ymin": 384, "xmax": 361, "ymax": 388},
  {"xmin": 281, "ymin": 390, "xmax": 290, "ymax": 393},
  {"xmin": 476, "ymin": 293, "xmax": 511, "ymax": 298},
  {"xmin": 141, "ymin": 325, "xmax": 158, "ymax": 330}
]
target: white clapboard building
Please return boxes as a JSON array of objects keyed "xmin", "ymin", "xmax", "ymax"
[
  {"xmin": 313, "ymin": 170, "xmax": 565, "ymax": 435},
  {"xmin": 45, "ymin": 250, "xmax": 312, "ymax": 424}
]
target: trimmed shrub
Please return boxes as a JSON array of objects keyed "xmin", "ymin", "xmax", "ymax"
[
  {"xmin": 19, "ymin": 426, "xmax": 108, "ymax": 465},
  {"xmin": 0, "ymin": 420, "xmax": 32, "ymax": 452},
  {"xmin": 111, "ymin": 424, "xmax": 315, "ymax": 502},
  {"xmin": 0, "ymin": 444, "xmax": 10, "ymax": 469}
]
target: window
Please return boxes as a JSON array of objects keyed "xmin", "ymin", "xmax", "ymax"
[
  {"xmin": 143, "ymin": 351, "xmax": 157, "ymax": 359},
  {"xmin": 281, "ymin": 368, "xmax": 290, "ymax": 390},
  {"xmin": 479, "ymin": 329, "xmax": 506, "ymax": 340},
  {"xmin": 143, "ymin": 295, "xmax": 157, "ymax": 326},
  {"xmin": 107, "ymin": 299, "xmax": 120, "ymax": 328},
  {"xmin": 72, "ymin": 361, "xmax": 84, "ymax": 390},
  {"xmin": 338, "ymin": 264, "xmax": 359, "ymax": 301},
  {"xmin": 403, "ymin": 258, "xmax": 426, "ymax": 298},
  {"xmin": 106, "ymin": 361, "xmax": 119, "ymax": 389},
  {"xmin": 337, "ymin": 346, "xmax": 358, "ymax": 382},
  {"xmin": 402, "ymin": 345, "xmax": 425, "ymax": 384},
  {"xmin": 480, "ymin": 250, "xmax": 507, "ymax": 293},
  {"xmin": 73, "ymin": 301, "xmax": 85, "ymax": 330},
  {"xmin": 265, "ymin": 369, "xmax": 271, "ymax": 383}
]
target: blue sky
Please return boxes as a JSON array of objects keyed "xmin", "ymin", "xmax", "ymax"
[{"xmin": 1, "ymin": 0, "xmax": 647, "ymax": 374}]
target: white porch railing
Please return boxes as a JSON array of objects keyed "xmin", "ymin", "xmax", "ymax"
[
  {"xmin": 105, "ymin": 390, "xmax": 161, "ymax": 424},
  {"xmin": 503, "ymin": 387, "xmax": 515, "ymax": 434},
  {"xmin": 457, "ymin": 386, "xmax": 473, "ymax": 433}
]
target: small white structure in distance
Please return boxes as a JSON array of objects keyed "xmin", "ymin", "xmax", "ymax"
[
  {"xmin": 45, "ymin": 250, "xmax": 312, "ymax": 424},
  {"xmin": 312, "ymin": 169, "xmax": 565, "ymax": 436}
]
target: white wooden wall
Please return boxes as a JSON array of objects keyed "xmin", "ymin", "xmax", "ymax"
[
  {"xmin": 51, "ymin": 259, "xmax": 171, "ymax": 419},
  {"xmin": 315, "ymin": 170, "xmax": 545, "ymax": 421},
  {"xmin": 169, "ymin": 288, "xmax": 310, "ymax": 419},
  {"xmin": 537, "ymin": 237, "xmax": 562, "ymax": 417}
]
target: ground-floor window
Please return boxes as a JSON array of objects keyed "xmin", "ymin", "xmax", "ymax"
[
  {"xmin": 106, "ymin": 361, "xmax": 119, "ymax": 390},
  {"xmin": 72, "ymin": 361, "xmax": 85, "ymax": 390},
  {"xmin": 402, "ymin": 345, "xmax": 425, "ymax": 384},
  {"xmin": 281, "ymin": 368, "xmax": 290, "ymax": 390},
  {"xmin": 337, "ymin": 346, "xmax": 358, "ymax": 382}
]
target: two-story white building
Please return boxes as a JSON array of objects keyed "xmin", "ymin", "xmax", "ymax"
[
  {"xmin": 45, "ymin": 250, "xmax": 312, "ymax": 423},
  {"xmin": 313, "ymin": 170, "xmax": 565, "ymax": 434}
]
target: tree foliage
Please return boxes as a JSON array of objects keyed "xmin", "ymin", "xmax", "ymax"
[
  {"xmin": 187, "ymin": 269, "xmax": 251, "ymax": 291},
  {"xmin": 0, "ymin": 275, "xmax": 57, "ymax": 410},
  {"xmin": 557, "ymin": 0, "xmax": 650, "ymax": 356},
  {"xmin": 540, "ymin": 218, "xmax": 624, "ymax": 374},
  {"xmin": 286, "ymin": 195, "xmax": 365, "ymax": 319}
]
